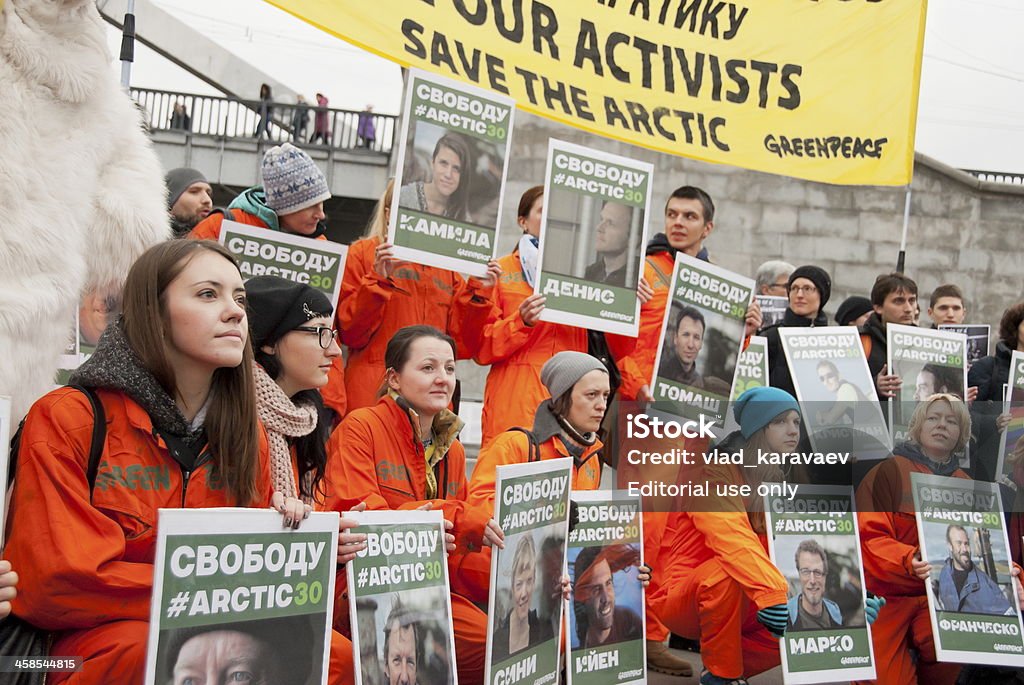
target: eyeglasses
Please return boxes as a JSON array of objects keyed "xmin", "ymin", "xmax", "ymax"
[
  {"xmin": 818, "ymin": 372, "xmax": 838, "ymax": 382},
  {"xmin": 766, "ymin": 281, "xmax": 788, "ymax": 293},
  {"xmin": 294, "ymin": 325, "xmax": 339, "ymax": 349},
  {"xmin": 798, "ymin": 568, "xmax": 825, "ymax": 579},
  {"xmin": 790, "ymin": 285, "xmax": 818, "ymax": 295}
]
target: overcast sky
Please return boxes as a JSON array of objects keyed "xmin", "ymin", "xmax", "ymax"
[{"xmin": 107, "ymin": 0, "xmax": 1024, "ymax": 175}]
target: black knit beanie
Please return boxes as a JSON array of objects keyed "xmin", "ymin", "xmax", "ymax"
[
  {"xmin": 245, "ymin": 275, "xmax": 333, "ymax": 349},
  {"xmin": 788, "ymin": 265, "xmax": 832, "ymax": 309}
]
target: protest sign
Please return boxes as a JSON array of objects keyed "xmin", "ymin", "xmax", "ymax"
[
  {"xmin": 715, "ymin": 335, "xmax": 769, "ymax": 442},
  {"xmin": 0, "ymin": 395, "xmax": 9, "ymax": 546},
  {"xmin": 535, "ymin": 139, "xmax": 652, "ymax": 337},
  {"xmin": 888, "ymin": 324, "xmax": 968, "ymax": 466},
  {"xmin": 939, "ymin": 324, "xmax": 991, "ymax": 370},
  {"xmin": 144, "ymin": 508, "xmax": 339, "ymax": 685},
  {"xmin": 57, "ymin": 286, "xmax": 122, "ymax": 374},
  {"xmin": 566, "ymin": 492, "xmax": 645, "ymax": 685},
  {"xmin": 272, "ymin": 1, "xmax": 926, "ymax": 185},
  {"xmin": 387, "ymin": 69, "xmax": 515, "ymax": 277},
  {"xmin": 780, "ymin": 327, "xmax": 891, "ymax": 462},
  {"xmin": 486, "ymin": 458, "xmax": 573, "ymax": 685},
  {"xmin": 346, "ymin": 509, "xmax": 457, "ymax": 685},
  {"xmin": 996, "ymin": 351, "xmax": 1024, "ymax": 484},
  {"xmin": 650, "ymin": 253, "xmax": 753, "ymax": 425},
  {"xmin": 756, "ymin": 295, "xmax": 789, "ymax": 329},
  {"xmin": 219, "ymin": 220, "xmax": 347, "ymax": 310},
  {"xmin": 764, "ymin": 485, "xmax": 875, "ymax": 684},
  {"xmin": 911, "ymin": 473, "xmax": 1024, "ymax": 667}
]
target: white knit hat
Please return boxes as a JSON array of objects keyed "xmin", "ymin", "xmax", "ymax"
[{"xmin": 260, "ymin": 143, "xmax": 331, "ymax": 215}]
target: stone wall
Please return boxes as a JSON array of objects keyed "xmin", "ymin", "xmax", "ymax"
[
  {"xmin": 459, "ymin": 112, "xmax": 1024, "ymax": 404},
  {"xmin": 496, "ymin": 112, "xmax": 1024, "ymax": 332}
]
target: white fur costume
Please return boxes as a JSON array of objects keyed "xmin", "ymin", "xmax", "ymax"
[{"xmin": 0, "ymin": 0, "xmax": 169, "ymax": 422}]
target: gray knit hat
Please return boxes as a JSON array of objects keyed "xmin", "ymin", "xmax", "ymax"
[
  {"xmin": 260, "ymin": 143, "xmax": 331, "ymax": 215},
  {"xmin": 164, "ymin": 167, "xmax": 207, "ymax": 210},
  {"xmin": 541, "ymin": 351, "xmax": 608, "ymax": 401}
]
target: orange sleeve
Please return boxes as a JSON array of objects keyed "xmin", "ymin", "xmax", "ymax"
[
  {"xmin": 4, "ymin": 393, "xmax": 153, "ymax": 630},
  {"xmin": 689, "ymin": 511, "xmax": 789, "ymax": 609},
  {"xmin": 187, "ymin": 212, "xmax": 225, "ymax": 241},
  {"xmin": 605, "ymin": 331, "xmax": 638, "ymax": 363},
  {"xmin": 466, "ymin": 430, "xmax": 530, "ymax": 512},
  {"xmin": 472, "ymin": 280, "xmax": 533, "ymax": 366},
  {"xmin": 616, "ymin": 261, "xmax": 661, "ymax": 400},
  {"xmin": 858, "ymin": 511, "xmax": 918, "ymax": 584},
  {"xmin": 336, "ymin": 239, "xmax": 396, "ymax": 350},
  {"xmin": 322, "ymin": 414, "xmax": 392, "ymax": 512},
  {"xmin": 448, "ymin": 275, "xmax": 496, "ymax": 360}
]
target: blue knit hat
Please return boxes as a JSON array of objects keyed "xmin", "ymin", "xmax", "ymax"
[
  {"xmin": 733, "ymin": 386, "xmax": 801, "ymax": 439},
  {"xmin": 260, "ymin": 143, "xmax": 331, "ymax": 215}
]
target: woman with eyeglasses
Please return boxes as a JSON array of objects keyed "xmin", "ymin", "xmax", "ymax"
[
  {"xmin": 244, "ymin": 275, "xmax": 368, "ymax": 685},
  {"xmin": 758, "ymin": 265, "xmax": 832, "ymax": 398}
]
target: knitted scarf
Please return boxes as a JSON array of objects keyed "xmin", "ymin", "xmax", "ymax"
[
  {"xmin": 70, "ymin": 323, "xmax": 206, "ymax": 448},
  {"xmin": 253, "ymin": 363, "xmax": 318, "ymax": 504}
]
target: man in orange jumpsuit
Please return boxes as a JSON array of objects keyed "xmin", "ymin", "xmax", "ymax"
[{"xmin": 615, "ymin": 186, "xmax": 762, "ymax": 676}]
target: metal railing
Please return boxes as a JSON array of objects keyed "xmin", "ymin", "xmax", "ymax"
[
  {"xmin": 961, "ymin": 168, "xmax": 1024, "ymax": 185},
  {"xmin": 130, "ymin": 87, "xmax": 397, "ymax": 155}
]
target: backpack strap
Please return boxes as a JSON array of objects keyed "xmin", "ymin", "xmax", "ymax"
[
  {"xmin": 646, "ymin": 255, "xmax": 672, "ymax": 289},
  {"xmin": 506, "ymin": 427, "xmax": 539, "ymax": 463},
  {"xmin": 67, "ymin": 385, "xmax": 107, "ymax": 496},
  {"xmin": 860, "ymin": 332, "xmax": 872, "ymax": 360}
]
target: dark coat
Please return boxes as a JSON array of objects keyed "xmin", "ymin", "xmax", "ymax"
[{"xmin": 969, "ymin": 341, "xmax": 1015, "ymax": 481}]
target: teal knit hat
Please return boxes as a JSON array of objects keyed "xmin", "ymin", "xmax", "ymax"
[{"xmin": 733, "ymin": 386, "xmax": 801, "ymax": 439}]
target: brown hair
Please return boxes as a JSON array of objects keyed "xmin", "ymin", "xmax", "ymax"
[
  {"xmin": 431, "ymin": 133, "xmax": 472, "ymax": 221},
  {"xmin": 517, "ymin": 185, "xmax": 544, "ymax": 226},
  {"xmin": 121, "ymin": 240, "xmax": 261, "ymax": 506},
  {"xmin": 870, "ymin": 272, "xmax": 918, "ymax": 307},
  {"xmin": 377, "ymin": 325, "xmax": 457, "ymax": 398},
  {"xmin": 929, "ymin": 284, "xmax": 964, "ymax": 309},
  {"xmin": 998, "ymin": 302, "xmax": 1024, "ymax": 349}
]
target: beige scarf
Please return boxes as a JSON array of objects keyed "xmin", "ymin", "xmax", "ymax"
[{"xmin": 253, "ymin": 362, "xmax": 318, "ymax": 505}]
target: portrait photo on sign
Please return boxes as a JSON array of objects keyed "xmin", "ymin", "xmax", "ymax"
[
  {"xmin": 155, "ymin": 614, "xmax": 326, "ymax": 685},
  {"xmin": 399, "ymin": 120, "xmax": 506, "ymax": 229},
  {"xmin": 775, "ymin": 535, "xmax": 867, "ymax": 632},
  {"xmin": 567, "ymin": 542, "xmax": 644, "ymax": 650},
  {"xmin": 540, "ymin": 186, "xmax": 645, "ymax": 291},
  {"xmin": 355, "ymin": 589, "xmax": 455, "ymax": 685},
  {"xmin": 656, "ymin": 302, "xmax": 737, "ymax": 397},
  {"xmin": 921, "ymin": 520, "xmax": 1018, "ymax": 617},
  {"xmin": 490, "ymin": 528, "xmax": 564, "ymax": 664},
  {"xmin": 891, "ymin": 358, "xmax": 966, "ymax": 429}
]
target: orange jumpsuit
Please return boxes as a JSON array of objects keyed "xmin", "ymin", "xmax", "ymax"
[
  {"xmin": 188, "ymin": 208, "xmax": 348, "ymax": 418},
  {"xmin": 451, "ymin": 409, "xmax": 605, "ymax": 603},
  {"xmin": 616, "ymin": 249, "xmax": 674, "ymax": 402},
  {"xmin": 4, "ymin": 387, "xmax": 354, "ymax": 685},
  {"xmin": 336, "ymin": 236, "xmax": 491, "ymax": 414},
  {"xmin": 475, "ymin": 249, "xmax": 636, "ymax": 449},
  {"xmin": 855, "ymin": 455, "xmax": 969, "ymax": 685},
  {"xmin": 323, "ymin": 394, "xmax": 492, "ymax": 685},
  {"xmin": 646, "ymin": 459, "xmax": 788, "ymax": 680}
]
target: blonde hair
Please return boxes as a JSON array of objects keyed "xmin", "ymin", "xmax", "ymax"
[
  {"xmin": 365, "ymin": 178, "xmax": 395, "ymax": 241},
  {"xmin": 907, "ymin": 394, "xmax": 971, "ymax": 454},
  {"xmin": 510, "ymin": 534, "xmax": 537, "ymax": 578}
]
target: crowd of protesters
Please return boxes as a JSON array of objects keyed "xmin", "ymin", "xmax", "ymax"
[{"xmin": 3, "ymin": 138, "xmax": 1024, "ymax": 685}]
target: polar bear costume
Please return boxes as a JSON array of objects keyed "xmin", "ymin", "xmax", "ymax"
[{"xmin": 0, "ymin": 0, "xmax": 170, "ymax": 422}]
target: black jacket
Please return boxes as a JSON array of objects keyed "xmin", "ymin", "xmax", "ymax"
[
  {"xmin": 969, "ymin": 341, "xmax": 1015, "ymax": 481},
  {"xmin": 760, "ymin": 308, "xmax": 829, "ymax": 398},
  {"xmin": 858, "ymin": 313, "xmax": 889, "ymax": 396}
]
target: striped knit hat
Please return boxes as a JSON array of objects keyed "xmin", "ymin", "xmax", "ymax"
[{"xmin": 260, "ymin": 143, "xmax": 331, "ymax": 215}]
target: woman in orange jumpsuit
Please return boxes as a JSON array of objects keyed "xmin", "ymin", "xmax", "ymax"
[
  {"xmin": 335, "ymin": 180, "xmax": 497, "ymax": 414},
  {"xmin": 855, "ymin": 394, "xmax": 1023, "ymax": 685},
  {"xmin": 3, "ymin": 241, "xmax": 306, "ymax": 684},
  {"xmin": 323, "ymin": 324, "xmax": 501, "ymax": 685}
]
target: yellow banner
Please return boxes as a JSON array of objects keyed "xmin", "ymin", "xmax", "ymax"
[{"xmin": 268, "ymin": 0, "xmax": 927, "ymax": 186}]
